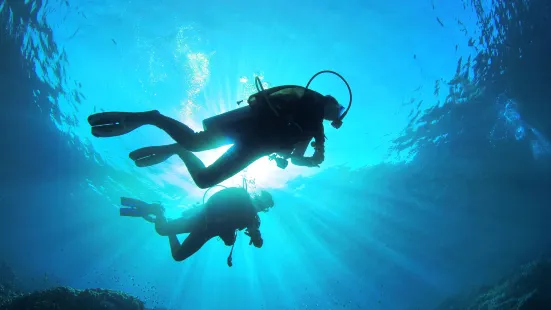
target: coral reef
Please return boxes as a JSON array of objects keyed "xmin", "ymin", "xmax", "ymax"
[
  {"xmin": 436, "ymin": 259, "xmax": 551, "ymax": 309},
  {"xmin": 0, "ymin": 284, "xmax": 20, "ymax": 309},
  {"xmin": 0, "ymin": 286, "xmax": 145, "ymax": 310},
  {"xmin": 0, "ymin": 261, "xmax": 21, "ymax": 309},
  {"xmin": 0, "ymin": 261, "xmax": 162, "ymax": 310},
  {"xmin": 0, "ymin": 262, "xmax": 18, "ymax": 290}
]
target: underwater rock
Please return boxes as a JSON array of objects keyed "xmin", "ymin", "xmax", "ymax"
[
  {"xmin": 0, "ymin": 262, "xmax": 21, "ymax": 308},
  {"xmin": 435, "ymin": 259, "xmax": 551, "ymax": 309},
  {"xmin": 0, "ymin": 261, "xmax": 17, "ymax": 290},
  {"xmin": 0, "ymin": 284, "xmax": 21, "ymax": 309},
  {"xmin": 1, "ymin": 286, "xmax": 145, "ymax": 310}
]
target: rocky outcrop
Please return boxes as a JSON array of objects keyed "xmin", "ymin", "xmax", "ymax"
[
  {"xmin": 0, "ymin": 286, "xmax": 145, "ymax": 310},
  {"xmin": 436, "ymin": 259, "xmax": 551, "ymax": 310}
]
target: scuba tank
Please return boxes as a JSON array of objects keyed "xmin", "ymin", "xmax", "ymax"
[
  {"xmin": 201, "ymin": 85, "xmax": 297, "ymax": 132},
  {"xmin": 202, "ymin": 70, "xmax": 352, "ymax": 133}
]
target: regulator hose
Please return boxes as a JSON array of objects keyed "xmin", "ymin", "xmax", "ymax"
[{"xmin": 305, "ymin": 70, "xmax": 352, "ymax": 129}]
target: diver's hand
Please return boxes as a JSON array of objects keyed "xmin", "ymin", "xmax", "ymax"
[
  {"xmin": 245, "ymin": 230, "xmax": 263, "ymax": 248},
  {"xmin": 292, "ymin": 156, "xmax": 320, "ymax": 167},
  {"xmin": 247, "ymin": 235, "xmax": 263, "ymax": 248},
  {"xmin": 309, "ymin": 161, "xmax": 321, "ymax": 168},
  {"xmin": 252, "ymin": 237, "xmax": 263, "ymax": 248}
]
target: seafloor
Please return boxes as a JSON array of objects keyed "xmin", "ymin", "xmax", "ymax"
[{"xmin": 1, "ymin": 258, "xmax": 550, "ymax": 310}]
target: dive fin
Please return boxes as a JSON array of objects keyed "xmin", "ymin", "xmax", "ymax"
[
  {"xmin": 88, "ymin": 111, "xmax": 158, "ymax": 138},
  {"xmin": 120, "ymin": 197, "xmax": 164, "ymax": 216},
  {"xmin": 129, "ymin": 144, "xmax": 179, "ymax": 167},
  {"xmin": 121, "ymin": 197, "xmax": 149, "ymax": 208}
]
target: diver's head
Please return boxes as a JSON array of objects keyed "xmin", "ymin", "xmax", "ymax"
[
  {"xmin": 252, "ymin": 190, "xmax": 274, "ymax": 213},
  {"xmin": 323, "ymin": 95, "xmax": 345, "ymax": 122}
]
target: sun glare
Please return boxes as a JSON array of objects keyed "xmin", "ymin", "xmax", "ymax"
[
  {"xmin": 153, "ymin": 50, "xmax": 320, "ymax": 199},
  {"xmin": 161, "ymin": 143, "xmax": 319, "ymax": 201},
  {"xmin": 195, "ymin": 145, "xmax": 316, "ymax": 189}
]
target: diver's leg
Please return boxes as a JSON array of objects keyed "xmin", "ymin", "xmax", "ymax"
[
  {"xmin": 89, "ymin": 111, "xmax": 230, "ymax": 151},
  {"xmin": 176, "ymin": 145, "xmax": 264, "ymax": 189},
  {"xmin": 169, "ymin": 231, "xmax": 216, "ymax": 262},
  {"xmin": 145, "ymin": 113, "xmax": 230, "ymax": 152},
  {"xmin": 143, "ymin": 215, "xmax": 155, "ymax": 223},
  {"xmin": 155, "ymin": 209, "xmax": 205, "ymax": 236}
]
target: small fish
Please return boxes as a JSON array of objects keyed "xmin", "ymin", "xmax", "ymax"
[
  {"xmin": 436, "ymin": 17, "xmax": 445, "ymax": 27},
  {"xmin": 413, "ymin": 54, "xmax": 417, "ymax": 59},
  {"xmin": 67, "ymin": 27, "xmax": 81, "ymax": 40},
  {"xmin": 112, "ymin": 38, "xmax": 117, "ymax": 45},
  {"xmin": 434, "ymin": 80, "xmax": 440, "ymax": 96}
]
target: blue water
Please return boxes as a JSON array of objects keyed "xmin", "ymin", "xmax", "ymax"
[{"xmin": 1, "ymin": 0, "xmax": 551, "ymax": 309}]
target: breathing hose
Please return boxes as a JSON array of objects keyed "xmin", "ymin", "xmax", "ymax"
[
  {"xmin": 255, "ymin": 76, "xmax": 279, "ymax": 116},
  {"xmin": 305, "ymin": 70, "xmax": 353, "ymax": 128}
]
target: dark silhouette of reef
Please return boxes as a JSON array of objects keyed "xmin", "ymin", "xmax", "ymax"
[
  {"xmin": 0, "ymin": 287, "xmax": 145, "ymax": 310},
  {"xmin": 435, "ymin": 259, "xmax": 551, "ymax": 310},
  {"xmin": 3, "ymin": 258, "xmax": 551, "ymax": 309},
  {"xmin": 1, "ymin": 261, "xmax": 168, "ymax": 310}
]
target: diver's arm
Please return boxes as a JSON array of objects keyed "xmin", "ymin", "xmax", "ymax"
[
  {"xmin": 290, "ymin": 140, "xmax": 309, "ymax": 158},
  {"xmin": 245, "ymin": 215, "xmax": 263, "ymax": 248},
  {"xmin": 291, "ymin": 126, "xmax": 325, "ymax": 167}
]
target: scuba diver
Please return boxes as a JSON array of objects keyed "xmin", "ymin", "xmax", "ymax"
[
  {"xmin": 119, "ymin": 187, "xmax": 274, "ymax": 266},
  {"xmin": 88, "ymin": 71, "xmax": 352, "ymax": 189}
]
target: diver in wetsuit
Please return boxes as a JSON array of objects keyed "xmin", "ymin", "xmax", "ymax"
[
  {"xmin": 88, "ymin": 72, "xmax": 351, "ymax": 189},
  {"xmin": 119, "ymin": 187, "xmax": 273, "ymax": 265}
]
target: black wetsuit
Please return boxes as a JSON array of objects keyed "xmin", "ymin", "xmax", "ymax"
[
  {"xmin": 154, "ymin": 187, "xmax": 261, "ymax": 261},
  {"xmin": 127, "ymin": 86, "xmax": 327, "ymax": 188}
]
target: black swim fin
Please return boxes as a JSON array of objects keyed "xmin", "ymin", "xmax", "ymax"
[
  {"xmin": 121, "ymin": 197, "xmax": 149, "ymax": 208},
  {"xmin": 129, "ymin": 144, "xmax": 180, "ymax": 167},
  {"xmin": 88, "ymin": 111, "xmax": 158, "ymax": 137},
  {"xmin": 120, "ymin": 197, "xmax": 164, "ymax": 216}
]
